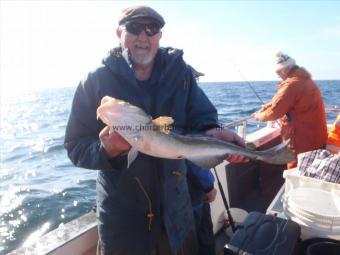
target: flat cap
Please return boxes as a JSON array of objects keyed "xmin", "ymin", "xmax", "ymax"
[{"xmin": 118, "ymin": 5, "xmax": 165, "ymax": 27}]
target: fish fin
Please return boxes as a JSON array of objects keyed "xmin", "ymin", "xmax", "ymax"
[
  {"xmin": 187, "ymin": 155, "xmax": 226, "ymax": 169},
  {"xmin": 127, "ymin": 148, "xmax": 139, "ymax": 168},
  {"xmin": 108, "ymin": 126, "xmax": 115, "ymax": 135},
  {"xmin": 152, "ymin": 116, "xmax": 174, "ymax": 134}
]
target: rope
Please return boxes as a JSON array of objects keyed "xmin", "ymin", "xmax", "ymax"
[{"xmin": 135, "ymin": 177, "xmax": 154, "ymax": 231}]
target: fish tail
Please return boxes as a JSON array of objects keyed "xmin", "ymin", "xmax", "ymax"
[{"xmin": 257, "ymin": 139, "xmax": 295, "ymax": 165}]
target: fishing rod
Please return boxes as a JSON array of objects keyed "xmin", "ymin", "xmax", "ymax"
[
  {"xmin": 229, "ymin": 58, "xmax": 266, "ymax": 105},
  {"xmin": 213, "ymin": 167, "xmax": 236, "ymax": 233},
  {"xmin": 223, "ymin": 115, "xmax": 253, "ymax": 128},
  {"xmin": 231, "ymin": 58, "xmax": 340, "ymax": 115},
  {"xmin": 227, "ymin": 54, "xmax": 282, "ymax": 127}
]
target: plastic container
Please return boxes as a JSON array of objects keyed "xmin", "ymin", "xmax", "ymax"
[
  {"xmin": 224, "ymin": 208, "xmax": 248, "ymax": 225},
  {"xmin": 283, "ymin": 169, "xmax": 340, "ymax": 194},
  {"xmin": 223, "ymin": 208, "xmax": 248, "ymax": 237},
  {"xmin": 283, "ymin": 169, "xmax": 340, "ymax": 240},
  {"xmin": 284, "ymin": 207, "xmax": 340, "ymax": 240}
]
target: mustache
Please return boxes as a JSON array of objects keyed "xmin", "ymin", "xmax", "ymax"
[{"xmin": 135, "ymin": 41, "xmax": 149, "ymax": 49}]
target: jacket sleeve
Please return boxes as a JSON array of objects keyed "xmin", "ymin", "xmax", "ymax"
[
  {"xmin": 260, "ymin": 82, "xmax": 297, "ymax": 121},
  {"xmin": 186, "ymin": 161, "xmax": 215, "ymax": 192},
  {"xmin": 185, "ymin": 69, "xmax": 220, "ymax": 132},
  {"xmin": 64, "ymin": 74, "xmax": 127, "ymax": 170}
]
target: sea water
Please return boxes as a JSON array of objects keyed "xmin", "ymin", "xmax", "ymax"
[{"xmin": 0, "ymin": 80, "xmax": 339, "ymax": 254}]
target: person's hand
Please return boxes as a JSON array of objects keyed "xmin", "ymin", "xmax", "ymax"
[
  {"xmin": 99, "ymin": 126, "xmax": 131, "ymax": 158},
  {"xmin": 260, "ymin": 103, "xmax": 271, "ymax": 111},
  {"xmin": 205, "ymin": 188, "xmax": 217, "ymax": 203},
  {"xmin": 253, "ymin": 102, "xmax": 273, "ymax": 121},
  {"xmin": 252, "ymin": 110, "xmax": 265, "ymax": 122},
  {"xmin": 205, "ymin": 128, "xmax": 248, "ymax": 163}
]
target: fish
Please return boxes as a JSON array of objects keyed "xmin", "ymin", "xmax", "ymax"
[{"xmin": 96, "ymin": 96, "xmax": 295, "ymax": 168}]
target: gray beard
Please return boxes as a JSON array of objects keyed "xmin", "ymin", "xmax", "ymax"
[{"xmin": 130, "ymin": 52, "xmax": 154, "ymax": 66}]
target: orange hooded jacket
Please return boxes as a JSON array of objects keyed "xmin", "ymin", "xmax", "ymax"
[
  {"xmin": 259, "ymin": 67, "xmax": 328, "ymax": 167},
  {"xmin": 326, "ymin": 114, "xmax": 340, "ymax": 154}
]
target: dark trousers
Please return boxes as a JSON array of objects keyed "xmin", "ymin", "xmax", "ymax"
[{"xmin": 193, "ymin": 203, "xmax": 215, "ymax": 255}]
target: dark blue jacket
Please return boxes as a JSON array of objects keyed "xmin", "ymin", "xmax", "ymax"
[{"xmin": 64, "ymin": 47, "xmax": 218, "ymax": 254}]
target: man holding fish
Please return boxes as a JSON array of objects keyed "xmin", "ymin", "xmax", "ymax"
[{"xmin": 65, "ymin": 5, "xmax": 292, "ymax": 255}]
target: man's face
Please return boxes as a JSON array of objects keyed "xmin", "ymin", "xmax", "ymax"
[{"xmin": 117, "ymin": 19, "xmax": 162, "ymax": 68}]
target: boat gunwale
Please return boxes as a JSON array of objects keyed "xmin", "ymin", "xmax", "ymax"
[{"xmin": 7, "ymin": 211, "xmax": 97, "ymax": 255}]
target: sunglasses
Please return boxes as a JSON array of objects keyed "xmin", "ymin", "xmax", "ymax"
[{"xmin": 124, "ymin": 22, "xmax": 161, "ymax": 37}]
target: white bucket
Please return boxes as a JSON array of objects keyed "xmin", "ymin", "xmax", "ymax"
[
  {"xmin": 288, "ymin": 188, "xmax": 340, "ymax": 217},
  {"xmin": 228, "ymin": 208, "xmax": 248, "ymax": 223},
  {"xmin": 284, "ymin": 208, "xmax": 340, "ymax": 240},
  {"xmin": 223, "ymin": 208, "xmax": 248, "ymax": 236},
  {"xmin": 283, "ymin": 170, "xmax": 340, "ymax": 240}
]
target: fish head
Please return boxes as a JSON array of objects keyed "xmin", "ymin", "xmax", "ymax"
[{"xmin": 97, "ymin": 96, "xmax": 151, "ymax": 128}]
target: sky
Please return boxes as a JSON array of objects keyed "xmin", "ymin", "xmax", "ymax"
[{"xmin": 1, "ymin": 0, "xmax": 340, "ymax": 96}]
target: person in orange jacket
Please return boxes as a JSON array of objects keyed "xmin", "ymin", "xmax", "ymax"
[
  {"xmin": 326, "ymin": 114, "xmax": 340, "ymax": 154},
  {"xmin": 253, "ymin": 51, "xmax": 328, "ymax": 168}
]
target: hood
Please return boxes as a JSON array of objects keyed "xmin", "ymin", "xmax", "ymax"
[{"xmin": 289, "ymin": 66, "xmax": 311, "ymax": 79}]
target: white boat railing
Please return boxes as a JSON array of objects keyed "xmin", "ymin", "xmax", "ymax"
[
  {"xmin": 223, "ymin": 115, "xmax": 253, "ymax": 140},
  {"xmin": 225, "ymin": 105, "xmax": 338, "ymax": 141}
]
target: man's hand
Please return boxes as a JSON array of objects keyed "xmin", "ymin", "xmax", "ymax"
[
  {"xmin": 205, "ymin": 128, "xmax": 248, "ymax": 163},
  {"xmin": 252, "ymin": 102, "xmax": 272, "ymax": 122},
  {"xmin": 99, "ymin": 126, "xmax": 131, "ymax": 158},
  {"xmin": 205, "ymin": 188, "xmax": 217, "ymax": 203}
]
